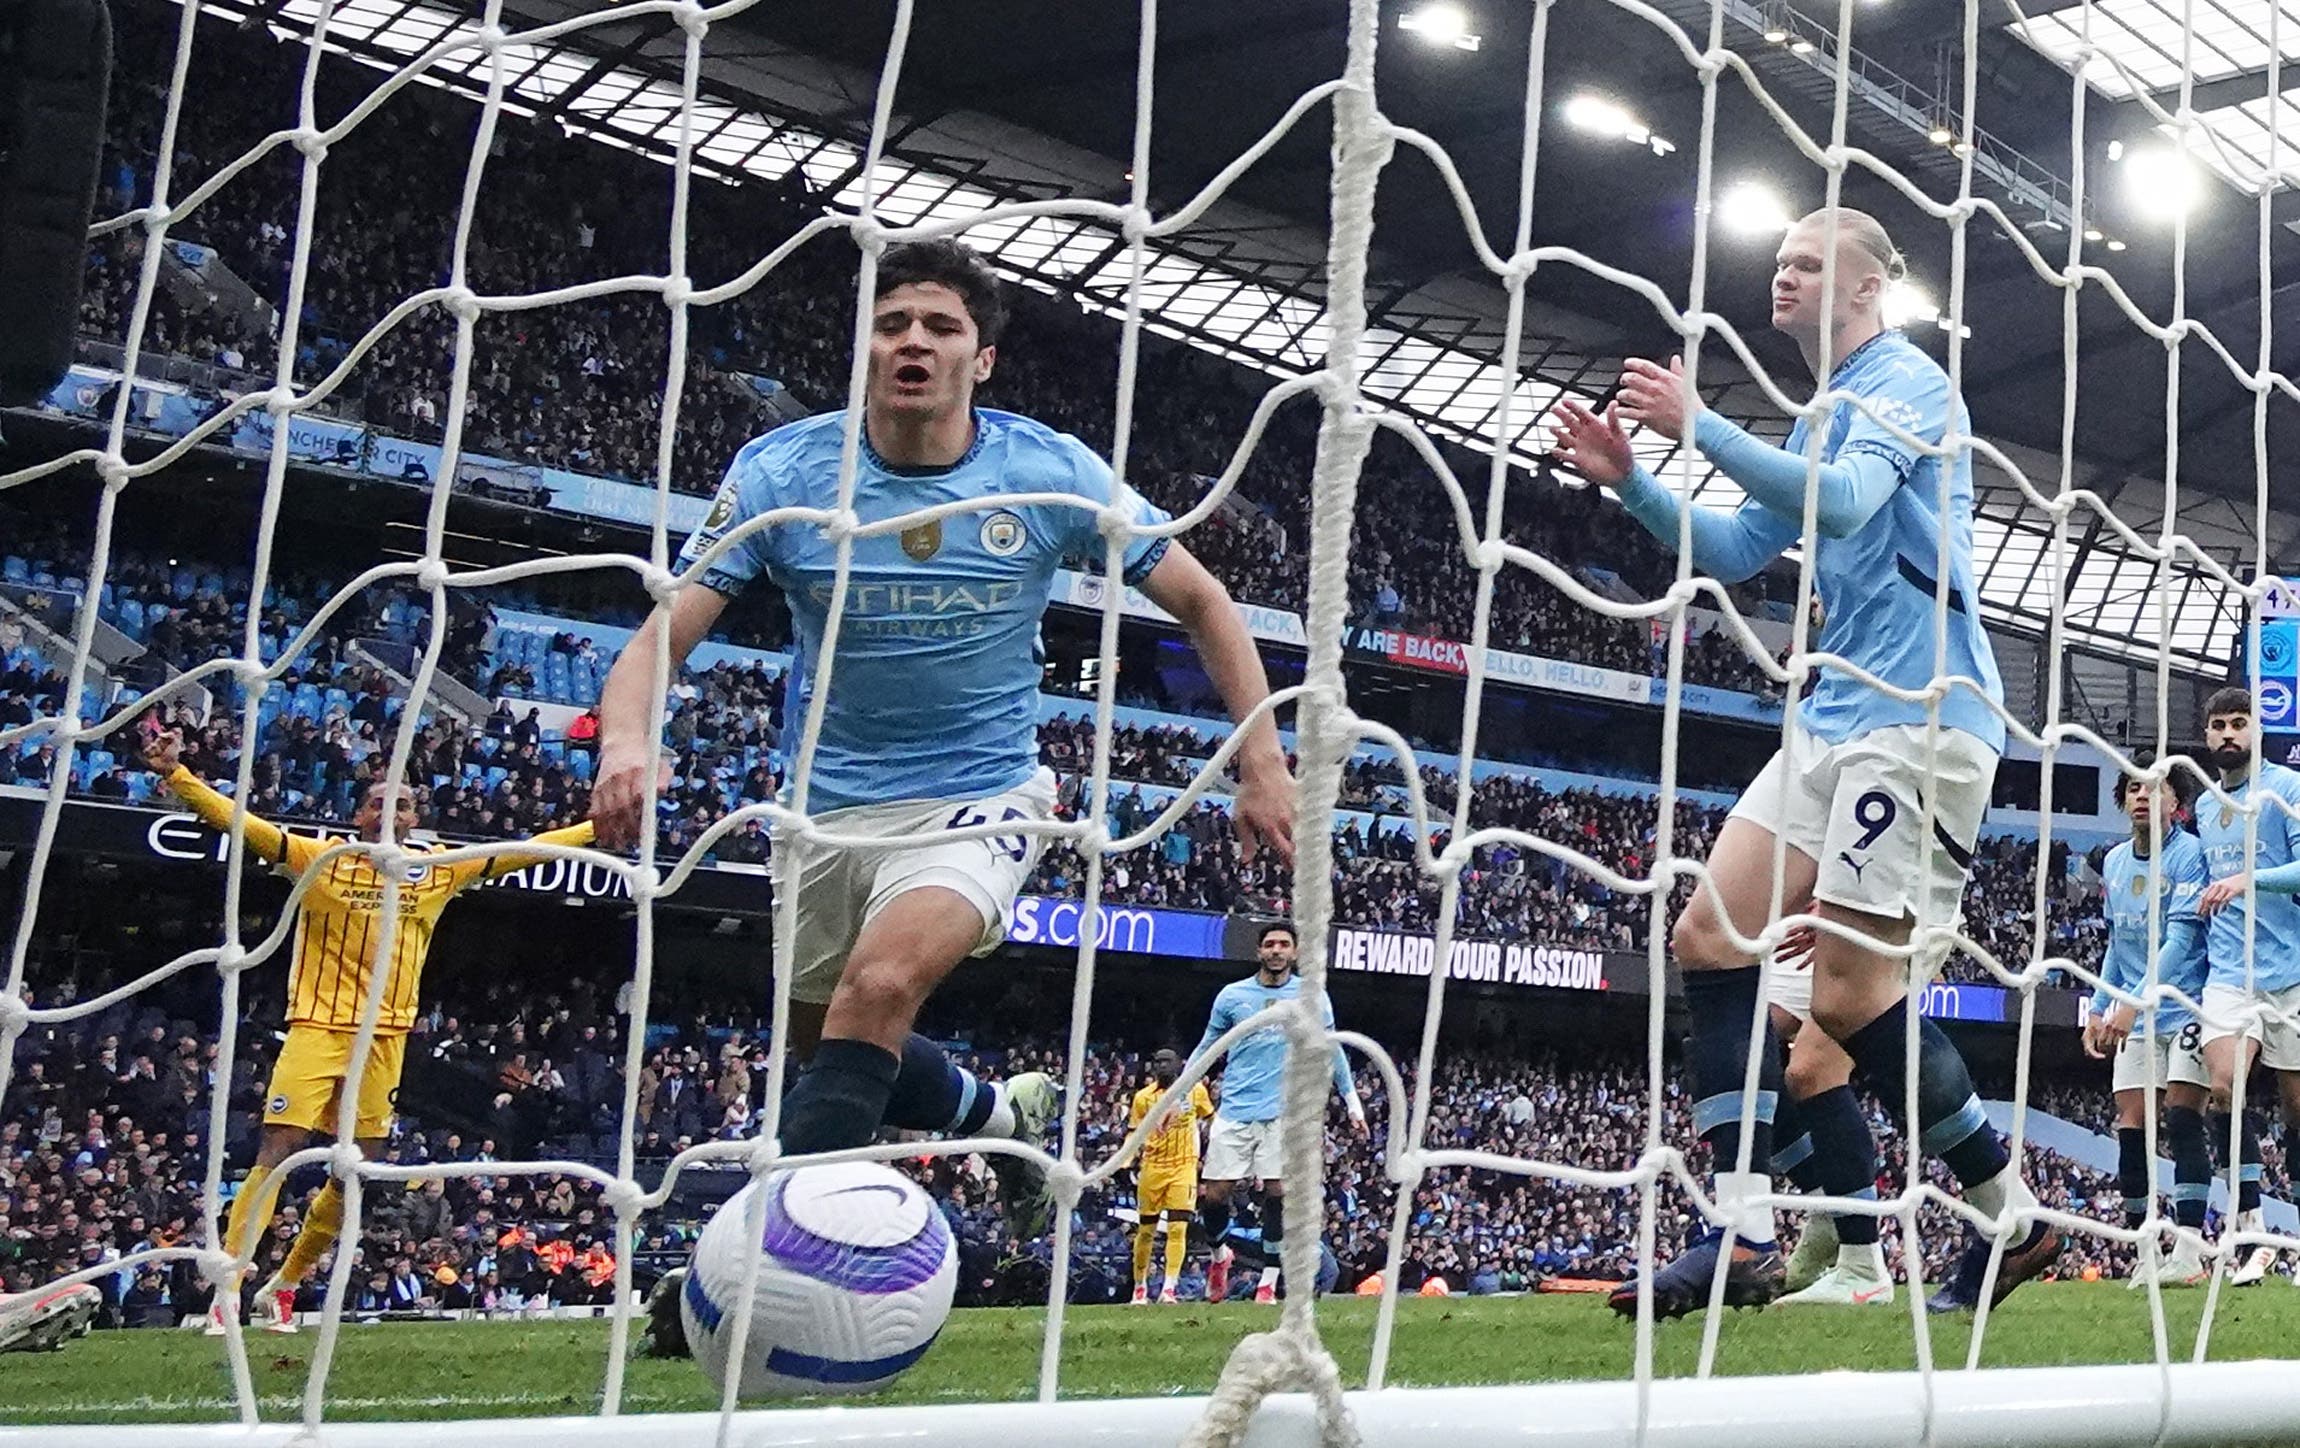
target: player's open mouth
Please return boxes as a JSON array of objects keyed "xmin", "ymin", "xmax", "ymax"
[{"xmin": 894, "ymin": 363, "xmax": 932, "ymax": 386}]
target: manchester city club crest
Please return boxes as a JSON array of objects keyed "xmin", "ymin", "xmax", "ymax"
[
  {"xmin": 980, "ymin": 510, "xmax": 1028, "ymax": 557},
  {"xmin": 2130, "ymin": 874, "xmax": 2146, "ymax": 896},
  {"xmin": 901, "ymin": 519, "xmax": 943, "ymax": 561},
  {"xmin": 2222, "ymin": 803, "xmax": 2237, "ymax": 830}
]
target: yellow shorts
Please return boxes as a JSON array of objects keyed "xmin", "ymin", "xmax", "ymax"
[
  {"xmin": 1138, "ymin": 1167, "xmax": 1199, "ymax": 1216},
  {"xmin": 264, "ymin": 1027, "xmax": 405, "ymax": 1139}
]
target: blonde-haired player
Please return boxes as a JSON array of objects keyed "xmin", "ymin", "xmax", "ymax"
[
  {"xmin": 143, "ymin": 730, "xmax": 594, "ymax": 1334},
  {"xmin": 1127, "ymin": 1048, "xmax": 1213, "ymax": 1305},
  {"xmin": 1553, "ymin": 205, "xmax": 2054, "ymax": 1317}
]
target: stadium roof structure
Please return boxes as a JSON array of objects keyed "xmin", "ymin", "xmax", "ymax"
[{"xmin": 167, "ymin": 0, "xmax": 2300, "ymax": 676}]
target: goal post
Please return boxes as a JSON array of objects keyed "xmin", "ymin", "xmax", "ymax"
[{"xmin": 34, "ymin": 1362, "xmax": 2300, "ymax": 1448}]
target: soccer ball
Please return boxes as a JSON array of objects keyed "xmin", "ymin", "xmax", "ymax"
[{"xmin": 680, "ymin": 1160, "xmax": 956, "ymax": 1397}]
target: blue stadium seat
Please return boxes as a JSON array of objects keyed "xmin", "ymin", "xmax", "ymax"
[
  {"xmin": 169, "ymin": 566, "xmax": 195, "ymax": 600},
  {"xmin": 123, "ymin": 774, "xmax": 153, "ymax": 804},
  {"xmin": 1, "ymin": 556, "xmax": 26, "ymax": 583},
  {"xmin": 324, "ymin": 687, "xmax": 350, "ymax": 713},
  {"xmin": 119, "ymin": 599, "xmax": 146, "ymax": 640},
  {"xmin": 569, "ymin": 750, "xmax": 593, "ymax": 782},
  {"xmin": 31, "ymin": 570, "xmax": 55, "ymax": 590},
  {"xmin": 461, "ymin": 761, "xmax": 482, "ymax": 781},
  {"xmin": 484, "ymin": 766, "xmax": 510, "ymax": 792},
  {"xmin": 292, "ymin": 683, "xmax": 323, "ymax": 719}
]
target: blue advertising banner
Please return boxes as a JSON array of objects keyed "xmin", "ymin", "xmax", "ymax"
[
  {"xmin": 2254, "ymin": 579, "xmax": 2300, "ymax": 767},
  {"xmin": 1006, "ymin": 896, "xmax": 1229, "ymax": 958}
]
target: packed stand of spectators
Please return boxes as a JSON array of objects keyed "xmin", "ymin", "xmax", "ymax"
[
  {"xmin": 1, "ymin": 933, "xmax": 2170, "ymax": 1328},
  {"xmin": 80, "ymin": 0, "xmax": 1783, "ymax": 697},
  {"xmin": 1029, "ymin": 720, "xmax": 2101, "ymax": 984},
  {"xmin": 0, "ymin": 535, "xmax": 2104, "ymax": 983}
]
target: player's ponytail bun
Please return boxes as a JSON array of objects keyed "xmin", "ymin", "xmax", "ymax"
[
  {"xmin": 1830, "ymin": 208, "xmax": 1901, "ymax": 278},
  {"xmin": 1797, "ymin": 207, "xmax": 1905, "ymax": 296}
]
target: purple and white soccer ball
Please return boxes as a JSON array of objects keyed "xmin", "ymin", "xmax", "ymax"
[{"xmin": 680, "ymin": 1161, "xmax": 956, "ymax": 1397}]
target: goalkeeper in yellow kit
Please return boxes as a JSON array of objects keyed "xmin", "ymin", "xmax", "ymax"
[
  {"xmin": 1127, "ymin": 1048, "xmax": 1213, "ymax": 1305},
  {"xmin": 142, "ymin": 730, "xmax": 594, "ymax": 1334}
]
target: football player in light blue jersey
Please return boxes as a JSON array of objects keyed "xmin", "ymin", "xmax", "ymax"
[
  {"xmin": 2086, "ymin": 766, "xmax": 2214, "ymax": 1287},
  {"xmin": 593, "ymin": 242, "xmax": 1294, "ymax": 1274},
  {"xmin": 2190, "ymin": 688, "xmax": 2300, "ymax": 1283},
  {"xmin": 1551, "ymin": 207, "xmax": 2054, "ymax": 1318},
  {"xmin": 1186, "ymin": 922, "xmax": 1365, "ymax": 1303}
]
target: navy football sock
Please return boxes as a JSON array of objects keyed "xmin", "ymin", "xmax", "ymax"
[
  {"xmin": 2118, "ymin": 1126, "xmax": 2151, "ymax": 1228},
  {"xmin": 1199, "ymin": 1195, "xmax": 1233, "ymax": 1248},
  {"xmin": 2167, "ymin": 1106, "xmax": 2211, "ymax": 1230},
  {"xmin": 883, "ymin": 1032, "xmax": 997, "ymax": 1134},
  {"xmin": 2211, "ymin": 1110, "xmax": 2266, "ymax": 1213},
  {"xmin": 1770, "ymin": 1091, "xmax": 1822, "ymax": 1191},
  {"xmin": 1803, "ymin": 1083, "xmax": 1882, "ymax": 1247},
  {"xmin": 1841, "ymin": 999, "xmax": 2009, "ymax": 1191},
  {"xmin": 1684, "ymin": 967, "xmax": 1781, "ymax": 1174},
  {"xmin": 778, "ymin": 1037, "xmax": 899, "ymax": 1155}
]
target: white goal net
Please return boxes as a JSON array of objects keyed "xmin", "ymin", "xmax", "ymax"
[{"xmin": 7, "ymin": 0, "xmax": 2300, "ymax": 1444}]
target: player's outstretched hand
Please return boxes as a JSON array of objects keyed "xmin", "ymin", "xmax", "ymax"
[
  {"xmin": 1232, "ymin": 761, "xmax": 1296, "ymax": 867},
  {"xmin": 2199, "ymin": 874, "xmax": 2252, "ymax": 917},
  {"xmin": 142, "ymin": 729, "xmax": 183, "ymax": 776},
  {"xmin": 590, "ymin": 744, "xmax": 672, "ymax": 851},
  {"xmin": 2088, "ymin": 1003, "xmax": 2135, "ymax": 1059},
  {"xmin": 1615, "ymin": 354, "xmax": 1695, "ymax": 442},
  {"xmin": 1545, "ymin": 397, "xmax": 1635, "ymax": 489}
]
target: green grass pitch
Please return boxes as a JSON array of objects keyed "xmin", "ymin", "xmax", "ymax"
[{"xmin": 8, "ymin": 1285, "xmax": 2300, "ymax": 1424}]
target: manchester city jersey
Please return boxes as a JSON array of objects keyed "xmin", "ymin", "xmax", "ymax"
[
  {"xmin": 2098, "ymin": 833, "xmax": 2209, "ymax": 1034},
  {"xmin": 1188, "ymin": 974, "xmax": 1351, "ymax": 1124},
  {"xmin": 1778, "ymin": 333, "xmax": 2003, "ymax": 750},
  {"xmin": 2196, "ymin": 763, "xmax": 2300, "ymax": 993},
  {"xmin": 1622, "ymin": 330, "xmax": 2005, "ymax": 752},
  {"xmin": 679, "ymin": 408, "xmax": 1170, "ymax": 811}
]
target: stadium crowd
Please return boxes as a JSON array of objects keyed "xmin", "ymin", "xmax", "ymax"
[
  {"xmin": 1, "ymin": 950, "xmax": 2176, "ymax": 1327},
  {"xmin": 80, "ymin": 0, "xmax": 1781, "ymax": 696},
  {"xmin": 0, "ymin": 537, "xmax": 2106, "ymax": 988}
]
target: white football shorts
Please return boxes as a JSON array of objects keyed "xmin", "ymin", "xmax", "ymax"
[
  {"xmin": 773, "ymin": 767, "xmax": 1057, "ymax": 1005},
  {"xmin": 1201, "ymin": 1114, "xmax": 1282, "ymax": 1183},
  {"xmin": 1731, "ymin": 722, "xmax": 1995, "ymax": 969},
  {"xmin": 2111, "ymin": 1019, "xmax": 2210, "ymax": 1093},
  {"xmin": 2198, "ymin": 981, "xmax": 2300, "ymax": 1073},
  {"xmin": 1765, "ymin": 948, "xmax": 1815, "ymax": 1022}
]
